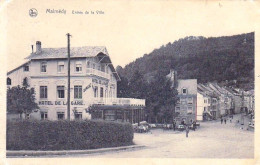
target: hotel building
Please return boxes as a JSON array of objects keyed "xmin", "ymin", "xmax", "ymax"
[{"xmin": 7, "ymin": 41, "xmax": 145, "ymax": 122}]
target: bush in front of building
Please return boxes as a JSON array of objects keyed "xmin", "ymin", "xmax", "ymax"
[{"xmin": 7, "ymin": 119, "xmax": 134, "ymax": 150}]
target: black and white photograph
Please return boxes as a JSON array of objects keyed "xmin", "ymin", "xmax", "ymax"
[{"xmin": 0, "ymin": 0, "xmax": 259, "ymax": 165}]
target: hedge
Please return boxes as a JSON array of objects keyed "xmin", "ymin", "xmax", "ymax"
[{"xmin": 7, "ymin": 120, "xmax": 134, "ymax": 150}]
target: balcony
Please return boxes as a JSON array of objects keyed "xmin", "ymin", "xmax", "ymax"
[
  {"xmin": 92, "ymin": 97, "xmax": 145, "ymax": 107},
  {"xmin": 86, "ymin": 68, "xmax": 110, "ymax": 79}
]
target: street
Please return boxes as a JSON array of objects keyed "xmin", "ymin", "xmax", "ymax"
[{"xmin": 77, "ymin": 114, "xmax": 254, "ymax": 158}]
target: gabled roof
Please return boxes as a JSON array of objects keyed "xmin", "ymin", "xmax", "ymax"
[
  {"xmin": 25, "ymin": 46, "xmax": 109, "ymax": 60},
  {"xmin": 8, "ymin": 46, "xmax": 121, "ymax": 81},
  {"xmin": 198, "ymin": 83, "xmax": 220, "ymax": 98},
  {"xmin": 7, "ymin": 61, "xmax": 30, "ymax": 75}
]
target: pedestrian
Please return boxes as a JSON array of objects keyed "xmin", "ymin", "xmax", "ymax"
[
  {"xmin": 192, "ymin": 121, "xmax": 196, "ymax": 131},
  {"xmin": 224, "ymin": 118, "xmax": 226, "ymax": 124},
  {"xmin": 185, "ymin": 125, "xmax": 189, "ymax": 138},
  {"xmin": 173, "ymin": 120, "xmax": 176, "ymax": 131},
  {"xmin": 221, "ymin": 118, "xmax": 223, "ymax": 124}
]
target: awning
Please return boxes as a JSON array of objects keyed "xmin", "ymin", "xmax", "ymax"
[{"xmin": 90, "ymin": 104, "xmax": 145, "ymax": 110}]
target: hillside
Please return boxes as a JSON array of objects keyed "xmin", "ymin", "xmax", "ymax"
[{"xmin": 116, "ymin": 32, "xmax": 254, "ymax": 90}]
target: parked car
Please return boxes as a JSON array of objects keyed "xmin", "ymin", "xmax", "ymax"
[
  {"xmin": 177, "ymin": 124, "xmax": 185, "ymax": 131},
  {"xmin": 149, "ymin": 123, "xmax": 157, "ymax": 128},
  {"xmin": 133, "ymin": 121, "xmax": 150, "ymax": 133},
  {"xmin": 163, "ymin": 124, "xmax": 173, "ymax": 129},
  {"xmin": 137, "ymin": 125, "xmax": 149, "ymax": 133},
  {"xmin": 132, "ymin": 123, "xmax": 139, "ymax": 132}
]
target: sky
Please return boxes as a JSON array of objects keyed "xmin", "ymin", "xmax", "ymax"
[{"xmin": 2, "ymin": 0, "xmax": 259, "ymax": 71}]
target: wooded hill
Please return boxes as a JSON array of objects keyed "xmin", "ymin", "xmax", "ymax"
[{"xmin": 116, "ymin": 32, "xmax": 254, "ymax": 90}]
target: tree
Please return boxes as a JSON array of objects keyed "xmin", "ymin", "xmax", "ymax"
[
  {"xmin": 7, "ymin": 86, "xmax": 39, "ymax": 118},
  {"xmin": 145, "ymin": 70, "xmax": 178, "ymax": 123},
  {"xmin": 128, "ymin": 70, "xmax": 147, "ymax": 99},
  {"xmin": 117, "ymin": 74, "xmax": 130, "ymax": 98}
]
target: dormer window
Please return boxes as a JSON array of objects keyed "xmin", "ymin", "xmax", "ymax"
[
  {"xmin": 182, "ymin": 88, "xmax": 187, "ymax": 94},
  {"xmin": 24, "ymin": 65, "xmax": 29, "ymax": 72}
]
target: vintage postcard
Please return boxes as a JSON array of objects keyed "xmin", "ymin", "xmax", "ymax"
[{"xmin": 0, "ymin": 0, "xmax": 259, "ymax": 165}]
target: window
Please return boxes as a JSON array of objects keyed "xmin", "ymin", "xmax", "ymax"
[
  {"xmin": 93, "ymin": 63, "xmax": 95, "ymax": 69},
  {"xmin": 41, "ymin": 62, "xmax": 47, "ymax": 72},
  {"xmin": 175, "ymin": 107, "xmax": 180, "ymax": 111},
  {"xmin": 75, "ymin": 61, "xmax": 82, "ymax": 72},
  {"xmin": 23, "ymin": 77, "xmax": 29, "ymax": 87},
  {"xmin": 41, "ymin": 112, "xmax": 48, "ymax": 120},
  {"xmin": 187, "ymin": 107, "xmax": 193, "ymax": 114},
  {"xmin": 40, "ymin": 86, "xmax": 48, "ymax": 98},
  {"xmin": 24, "ymin": 65, "xmax": 29, "ymax": 72},
  {"xmin": 87, "ymin": 61, "xmax": 90, "ymax": 68},
  {"xmin": 74, "ymin": 85, "xmax": 82, "ymax": 99},
  {"xmin": 58, "ymin": 62, "xmax": 65, "ymax": 73},
  {"xmin": 204, "ymin": 99, "xmax": 207, "ymax": 103},
  {"xmin": 57, "ymin": 112, "xmax": 65, "ymax": 120},
  {"xmin": 100, "ymin": 87, "xmax": 104, "ymax": 98},
  {"xmin": 187, "ymin": 97, "xmax": 193, "ymax": 104},
  {"xmin": 57, "ymin": 86, "xmax": 65, "ymax": 98},
  {"xmin": 204, "ymin": 107, "xmax": 206, "ymax": 111},
  {"xmin": 182, "ymin": 88, "xmax": 187, "ymax": 94},
  {"xmin": 7, "ymin": 77, "xmax": 11, "ymax": 85},
  {"xmin": 94, "ymin": 87, "xmax": 98, "ymax": 97},
  {"xmin": 74, "ymin": 112, "xmax": 82, "ymax": 120}
]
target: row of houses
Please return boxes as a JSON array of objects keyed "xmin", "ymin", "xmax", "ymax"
[
  {"xmin": 197, "ymin": 83, "xmax": 254, "ymax": 121},
  {"xmin": 166, "ymin": 70, "xmax": 254, "ymax": 125}
]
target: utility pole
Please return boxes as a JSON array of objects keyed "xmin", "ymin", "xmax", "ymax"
[
  {"xmin": 67, "ymin": 33, "xmax": 71, "ymax": 120},
  {"xmin": 241, "ymin": 90, "xmax": 244, "ymax": 125}
]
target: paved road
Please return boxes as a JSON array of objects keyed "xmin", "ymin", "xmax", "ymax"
[{"xmin": 78, "ymin": 114, "xmax": 254, "ymax": 158}]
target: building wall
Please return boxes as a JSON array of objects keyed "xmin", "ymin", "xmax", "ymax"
[
  {"xmin": 196, "ymin": 92, "xmax": 204, "ymax": 121},
  {"xmin": 233, "ymin": 95, "xmax": 242, "ymax": 113},
  {"xmin": 175, "ymin": 79, "xmax": 197, "ymax": 125},
  {"xmin": 7, "ymin": 56, "xmax": 119, "ymax": 121},
  {"xmin": 7, "ymin": 63, "xmax": 31, "ymax": 88},
  {"xmin": 197, "ymin": 92, "xmax": 211, "ymax": 121}
]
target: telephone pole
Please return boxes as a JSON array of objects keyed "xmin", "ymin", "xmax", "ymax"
[{"xmin": 67, "ymin": 33, "xmax": 71, "ymax": 120}]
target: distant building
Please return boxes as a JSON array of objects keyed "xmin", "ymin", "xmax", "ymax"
[
  {"xmin": 198, "ymin": 84, "xmax": 220, "ymax": 119},
  {"xmin": 208, "ymin": 83, "xmax": 233, "ymax": 116},
  {"xmin": 167, "ymin": 70, "xmax": 197, "ymax": 125},
  {"xmin": 7, "ymin": 41, "xmax": 145, "ymax": 122},
  {"xmin": 197, "ymin": 90, "xmax": 211, "ymax": 121}
]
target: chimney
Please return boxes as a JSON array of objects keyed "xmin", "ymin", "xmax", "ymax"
[
  {"xmin": 31, "ymin": 45, "xmax": 34, "ymax": 53},
  {"xmin": 36, "ymin": 41, "xmax": 42, "ymax": 54},
  {"xmin": 169, "ymin": 69, "xmax": 178, "ymax": 88}
]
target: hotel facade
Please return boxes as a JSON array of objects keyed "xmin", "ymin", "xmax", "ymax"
[{"xmin": 7, "ymin": 41, "xmax": 145, "ymax": 122}]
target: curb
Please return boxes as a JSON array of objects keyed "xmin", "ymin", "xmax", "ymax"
[{"xmin": 6, "ymin": 145, "xmax": 145, "ymax": 157}]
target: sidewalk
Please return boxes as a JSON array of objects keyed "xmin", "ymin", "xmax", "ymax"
[{"xmin": 7, "ymin": 145, "xmax": 145, "ymax": 157}]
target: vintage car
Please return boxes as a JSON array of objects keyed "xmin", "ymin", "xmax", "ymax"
[
  {"xmin": 133, "ymin": 121, "xmax": 150, "ymax": 133},
  {"xmin": 177, "ymin": 124, "xmax": 185, "ymax": 131}
]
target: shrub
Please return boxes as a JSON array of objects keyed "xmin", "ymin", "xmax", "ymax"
[{"xmin": 7, "ymin": 120, "xmax": 134, "ymax": 150}]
